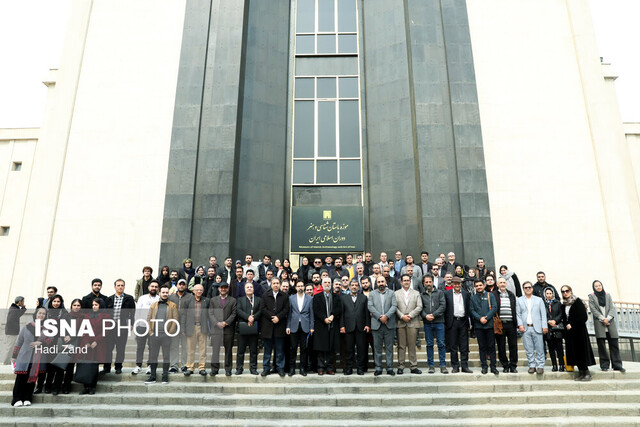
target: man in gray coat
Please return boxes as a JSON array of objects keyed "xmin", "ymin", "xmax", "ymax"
[{"xmin": 368, "ymin": 276, "xmax": 398, "ymax": 376}]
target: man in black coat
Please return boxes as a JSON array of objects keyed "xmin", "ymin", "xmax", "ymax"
[
  {"xmin": 313, "ymin": 277, "xmax": 342, "ymax": 375},
  {"xmin": 259, "ymin": 278, "xmax": 290, "ymax": 377},
  {"xmin": 340, "ymin": 280, "xmax": 370, "ymax": 375},
  {"xmin": 236, "ymin": 282, "xmax": 262, "ymax": 375},
  {"xmin": 533, "ymin": 271, "xmax": 560, "ymax": 300},
  {"xmin": 3, "ymin": 297, "xmax": 27, "ymax": 363},
  {"xmin": 444, "ymin": 279, "xmax": 472, "ymax": 373},
  {"xmin": 103, "ymin": 279, "xmax": 136, "ymax": 374},
  {"xmin": 81, "ymin": 278, "xmax": 108, "ymax": 309}
]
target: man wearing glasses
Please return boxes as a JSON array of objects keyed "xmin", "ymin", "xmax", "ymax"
[{"xmin": 516, "ymin": 281, "xmax": 548, "ymax": 374}]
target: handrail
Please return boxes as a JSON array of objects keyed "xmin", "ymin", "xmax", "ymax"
[{"xmin": 587, "ymin": 301, "xmax": 640, "ymax": 338}]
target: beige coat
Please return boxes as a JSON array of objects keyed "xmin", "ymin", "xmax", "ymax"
[
  {"xmin": 147, "ymin": 300, "xmax": 179, "ymax": 336},
  {"xmin": 395, "ymin": 288, "xmax": 423, "ymax": 329}
]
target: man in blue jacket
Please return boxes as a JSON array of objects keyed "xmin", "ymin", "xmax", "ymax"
[
  {"xmin": 470, "ymin": 279, "xmax": 499, "ymax": 375},
  {"xmin": 286, "ymin": 280, "xmax": 314, "ymax": 376}
]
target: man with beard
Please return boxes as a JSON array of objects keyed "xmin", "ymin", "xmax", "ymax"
[
  {"xmin": 476, "ymin": 258, "xmax": 489, "ymax": 281},
  {"xmin": 81, "ymin": 278, "xmax": 107, "ymax": 309},
  {"xmin": 344, "ymin": 254, "xmax": 356, "ymax": 281},
  {"xmin": 360, "ymin": 277, "xmax": 372, "ymax": 298},
  {"xmin": 103, "ymin": 279, "xmax": 136, "ymax": 375},
  {"xmin": 203, "ymin": 267, "xmax": 219, "ymax": 298},
  {"xmin": 340, "ymin": 280, "xmax": 370, "ymax": 375},
  {"xmin": 532, "ymin": 271, "xmax": 560, "ymax": 300},
  {"xmin": 420, "ymin": 274, "xmax": 447, "ymax": 374},
  {"xmin": 313, "ymin": 277, "xmax": 342, "ymax": 375},
  {"xmin": 330, "ymin": 257, "xmax": 349, "ymax": 282},
  {"xmin": 368, "ymin": 276, "xmax": 398, "ymax": 376},
  {"xmin": 307, "ymin": 258, "xmax": 327, "ymax": 282},
  {"xmin": 260, "ymin": 278, "xmax": 290, "ymax": 377},
  {"xmin": 382, "ymin": 266, "xmax": 400, "ymax": 292},
  {"xmin": 168, "ymin": 280, "xmax": 193, "ymax": 373},
  {"xmin": 145, "ymin": 285, "xmax": 178, "ymax": 384},
  {"xmin": 401, "ymin": 255, "xmax": 423, "ymax": 284},
  {"xmin": 132, "ymin": 281, "xmax": 160, "ymax": 375},
  {"xmin": 442, "ymin": 273, "xmax": 454, "ymax": 291},
  {"xmin": 258, "ymin": 254, "xmax": 277, "ymax": 282},
  {"xmin": 396, "ymin": 274, "xmax": 423, "ymax": 375},
  {"xmin": 135, "ymin": 267, "xmax": 154, "ymax": 301},
  {"xmin": 218, "ymin": 257, "xmax": 235, "ymax": 284},
  {"xmin": 419, "ymin": 251, "xmax": 433, "ymax": 277},
  {"xmin": 286, "ymin": 280, "xmax": 314, "ymax": 376},
  {"xmin": 311, "ymin": 273, "xmax": 323, "ymax": 296},
  {"xmin": 236, "ymin": 282, "xmax": 262, "ymax": 375}
]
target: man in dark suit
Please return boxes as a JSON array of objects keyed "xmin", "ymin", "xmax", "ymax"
[
  {"xmin": 313, "ymin": 277, "xmax": 342, "ymax": 375},
  {"xmin": 103, "ymin": 279, "xmax": 136, "ymax": 374},
  {"xmin": 340, "ymin": 279, "xmax": 371, "ymax": 375},
  {"xmin": 182, "ymin": 284, "xmax": 209, "ymax": 376},
  {"xmin": 81, "ymin": 278, "xmax": 107, "ymax": 309},
  {"xmin": 208, "ymin": 283, "xmax": 236, "ymax": 376},
  {"xmin": 236, "ymin": 282, "xmax": 262, "ymax": 375},
  {"xmin": 260, "ymin": 277, "xmax": 290, "ymax": 377},
  {"xmin": 286, "ymin": 280, "xmax": 314, "ymax": 376},
  {"xmin": 258, "ymin": 254, "xmax": 277, "ymax": 282},
  {"xmin": 444, "ymin": 278, "xmax": 473, "ymax": 373}
]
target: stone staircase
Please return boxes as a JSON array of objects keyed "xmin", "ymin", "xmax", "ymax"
[{"xmin": 1, "ymin": 338, "xmax": 639, "ymax": 426}]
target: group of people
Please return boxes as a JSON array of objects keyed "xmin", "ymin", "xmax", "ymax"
[{"xmin": 6, "ymin": 251, "xmax": 625, "ymax": 408}]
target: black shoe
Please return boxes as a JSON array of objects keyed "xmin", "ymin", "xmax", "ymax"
[
  {"xmin": 491, "ymin": 368, "xmax": 499, "ymax": 375},
  {"xmin": 481, "ymin": 367, "xmax": 488, "ymax": 375},
  {"xmin": 511, "ymin": 368, "xmax": 518, "ymax": 373},
  {"xmin": 559, "ymin": 365, "xmax": 565, "ymax": 372},
  {"xmin": 416, "ymin": 342, "xmax": 422, "ymax": 349},
  {"xmin": 210, "ymin": 370, "xmax": 218, "ymax": 376},
  {"xmin": 357, "ymin": 369, "xmax": 364, "ymax": 375},
  {"xmin": 410, "ymin": 368, "xmax": 422, "ymax": 374},
  {"xmin": 374, "ymin": 370, "xmax": 382, "ymax": 376},
  {"xmin": 115, "ymin": 368, "xmax": 122, "ymax": 375},
  {"xmin": 552, "ymin": 365, "xmax": 558, "ymax": 372},
  {"xmin": 98, "ymin": 370, "xmax": 110, "ymax": 376},
  {"xmin": 397, "ymin": 368, "xmax": 403, "ymax": 375},
  {"xmin": 52, "ymin": 390, "xmax": 59, "ymax": 396},
  {"xmin": 386, "ymin": 369, "xmax": 395, "ymax": 376},
  {"xmin": 162, "ymin": 375, "xmax": 169, "ymax": 384},
  {"xmin": 225, "ymin": 371, "xmax": 232, "ymax": 377},
  {"xmin": 300, "ymin": 370, "xmax": 307, "ymax": 376},
  {"xmin": 184, "ymin": 370, "xmax": 193, "ymax": 376},
  {"xmin": 199, "ymin": 370, "xmax": 208, "ymax": 376},
  {"xmin": 89, "ymin": 388, "xmax": 96, "ymax": 395},
  {"xmin": 461, "ymin": 367, "xmax": 473, "ymax": 373},
  {"xmin": 236, "ymin": 369, "xmax": 244, "ymax": 376},
  {"xmin": 181, "ymin": 366, "xmax": 187, "ymax": 373},
  {"xmin": 615, "ymin": 368, "xmax": 626, "ymax": 373},
  {"xmin": 62, "ymin": 388, "xmax": 70, "ymax": 395},
  {"xmin": 452, "ymin": 367, "xmax": 460, "ymax": 373},
  {"xmin": 601, "ymin": 367, "xmax": 609, "ymax": 371},
  {"xmin": 44, "ymin": 388, "xmax": 52, "ymax": 394},
  {"xmin": 80, "ymin": 388, "xmax": 90, "ymax": 395},
  {"xmin": 288, "ymin": 370, "xmax": 295, "ymax": 377},
  {"xmin": 278, "ymin": 369, "xmax": 285, "ymax": 377},
  {"xmin": 261, "ymin": 369, "xmax": 270, "ymax": 377},
  {"xmin": 344, "ymin": 368, "xmax": 353, "ymax": 376},
  {"xmin": 503, "ymin": 366, "xmax": 510, "ymax": 373},
  {"xmin": 145, "ymin": 376, "xmax": 157, "ymax": 384},
  {"xmin": 250, "ymin": 369, "xmax": 259, "ymax": 375}
]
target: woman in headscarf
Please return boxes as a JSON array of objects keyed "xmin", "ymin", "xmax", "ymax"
[
  {"xmin": 296, "ymin": 257, "xmax": 310, "ymax": 284},
  {"xmin": 181, "ymin": 258, "xmax": 196, "ymax": 284},
  {"xmin": 58, "ymin": 298, "xmax": 84, "ymax": 394},
  {"xmin": 40, "ymin": 295, "xmax": 71, "ymax": 395},
  {"xmin": 561, "ymin": 285, "xmax": 595, "ymax": 381},
  {"xmin": 588, "ymin": 280, "xmax": 625, "ymax": 372},
  {"xmin": 157, "ymin": 266, "xmax": 171, "ymax": 286},
  {"xmin": 11, "ymin": 306, "xmax": 52, "ymax": 407},
  {"xmin": 543, "ymin": 287, "xmax": 565, "ymax": 372},
  {"xmin": 188, "ymin": 265, "xmax": 206, "ymax": 291},
  {"xmin": 499, "ymin": 265, "xmax": 522, "ymax": 297},
  {"xmin": 77, "ymin": 298, "xmax": 108, "ymax": 395}
]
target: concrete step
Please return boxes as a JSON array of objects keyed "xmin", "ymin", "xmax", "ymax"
[
  {"xmin": 4, "ymin": 416, "xmax": 640, "ymax": 427},
  {"xmin": 1, "ymin": 402, "xmax": 640, "ymax": 420}
]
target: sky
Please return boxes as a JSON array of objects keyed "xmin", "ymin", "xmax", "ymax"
[{"xmin": 0, "ymin": 0, "xmax": 639, "ymax": 128}]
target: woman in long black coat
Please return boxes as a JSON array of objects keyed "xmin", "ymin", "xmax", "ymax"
[
  {"xmin": 561, "ymin": 285, "xmax": 595, "ymax": 381},
  {"xmin": 544, "ymin": 287, "xmax": 565, "ymax": 371}
]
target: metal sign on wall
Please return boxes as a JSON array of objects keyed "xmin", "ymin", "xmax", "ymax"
[{"xmin": 291, "ymin": 206, "xmax": 364, "ymax": 252}]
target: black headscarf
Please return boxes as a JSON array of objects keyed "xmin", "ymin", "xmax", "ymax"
[{"xmin": 592, "ymin": 280, "xmax": 607, "ymax": 307}]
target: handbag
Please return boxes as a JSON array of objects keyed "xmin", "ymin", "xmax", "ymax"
[
  {"xmin": 488, "ymin": 294, "xmax": 503, "ymax": 335},
  {"xmin": 239, "ymin": 321, "xmax": 258, "ymax": 336},
  {"xmin": 74, "ymin": 362, "xmax": 98, "ymax": 385}
]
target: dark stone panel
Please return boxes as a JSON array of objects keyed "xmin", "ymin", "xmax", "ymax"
[
  {"xmin": 361, "ymin": 0, "xmax": 421, "ymax": 258},
  {"xmin": 160, "ymin": 0, "xmax": 212, "ymax": 267},
  {"xmin": 292, "ymin": 186, "xmax": 362, "ymax": 207},
  {"xmin": 406, "ymin": 0, "xmax": 463, "ymax": 258},
  {"xmin": 441, "ymin": 0, "xmax": 494, "ymax": 266},
  {"xmin": 231, "ymin": 0, "xmax": 291, "ymax": 261}
]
